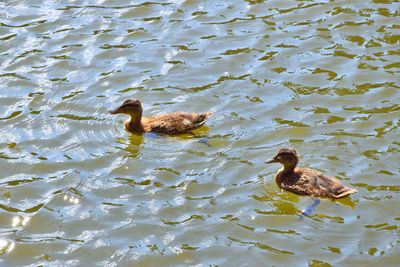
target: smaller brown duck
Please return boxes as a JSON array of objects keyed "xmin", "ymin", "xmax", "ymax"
[
  {"xmin": 110, "ymin": 99, "xmax": 212, "ymax": 134},
  {"xmin": 266, "ymin": 148, "xmax": 357, "ymax": 199}
]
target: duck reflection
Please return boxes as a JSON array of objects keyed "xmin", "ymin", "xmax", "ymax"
[{"xmin": 121, "ymin": 133, "xmax": 145, "ymax": 158}]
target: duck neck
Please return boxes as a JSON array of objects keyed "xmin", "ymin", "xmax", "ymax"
[
  {"xmin": 282, "ymin": 160, "xmax": 297, "ymax": 174},
  {"xmin": 126, "ymin": 111, "xmax": 144, "ymax": 132}
]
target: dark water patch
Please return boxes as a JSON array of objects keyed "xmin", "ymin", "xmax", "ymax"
[
  {"xmin": 364, "ymin": 223, "xmax": 398, "ymax": 231},
  {"xmin": 354, "ymin": 183, "xmax": 400, "ymax": 192},
  {"xmin": 0, "ymin": 177, "xmax": 43, "ymax": 187},
  {"xmin": 0, "ymin": 34, "xmax": 17, "ymax": 41},
  {"xmin": 49, "ymin": 77, "xmax": 68, "ymax": 82},
  {"xmin": 54, "ymin": 114, "xmax": 99, "ymax": 121},
  {"xmin": 57, "ymin": 2, "xmax": 170, "ymax": 11},
  {"xmin": 274, "ymin": 118, "xmax": 310, "ymax": 127},
  {"xmin": 0, "ymin": 111, "xmax": 22, "ymax": 121},
  {"xmin": 0, "ymin": 203, "xmax": 44, "ymax": 213},
  {"xmin": 0, "ymin": 73, "xmax": 29, "ymax": 80},
  {"xmin": 0, "ymin": 20, "xmax": 46, "ymax": 28},
  {"xmin": 161, "ymin": 214, "xmax": 205, "ymax": 226},
  {"xmin": 0, "ymin": 152, "xmax": 20, "ymax": 160},
  {"xmin": 113, "ymin": 177, "xmax": 152, "ymax": 187},
  {"xmin": 99, "ymin": 44, "xmax": 132, "ymax": 49},
  {"xmin": 228, "ymin": 237, "xmax": 295, "ymax": 255},
  {"xmin": 102, "ymin": 202, "xmax": 125, "ymax": 207}
]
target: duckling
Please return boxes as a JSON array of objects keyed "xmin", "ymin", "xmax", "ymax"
[
  {"xmin": 266, "ymin": 148, "xmax": 357, "ymax": 199},
  {"xmin": 110, "ymin": 99, "xmax": 212, "ymax": 134}
]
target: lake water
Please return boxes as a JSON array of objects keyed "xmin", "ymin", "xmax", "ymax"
[{"xmin": 0, "ymin": 0, "xmax": 399, "ymax": 266}]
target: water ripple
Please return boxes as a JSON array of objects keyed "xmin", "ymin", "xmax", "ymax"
[{"xmin": 0, "ymin": 0, "xmax": 399, "ymax": 265}]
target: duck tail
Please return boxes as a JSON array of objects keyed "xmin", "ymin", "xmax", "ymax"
[
  {"xmin": 203, "ymin": 111, "xmax": 213, "ymax": 120},
  {"xmin": 197, "ymin": 112, "xmax": 213, "ymax": 124},
  {"xmin": 334, "ymin": 187, "xmax": 358, "ymax": 199}
]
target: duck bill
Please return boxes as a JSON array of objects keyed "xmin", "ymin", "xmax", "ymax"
[
  {"xmin": 265, "ymin": 158, "xmax": 279, "ymax": 164},
  {"xmin": 109, "ymin": 106, "xmax": 122, "ymax": 115}
]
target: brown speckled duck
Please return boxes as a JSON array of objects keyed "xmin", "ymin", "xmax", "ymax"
[
  {"xmin": 266, "ymin": 148, "xmax": 357, "ymax": 199},
  {"xmin": 110, "ymin": 99, "xmax": 212, "ymax": 134}
]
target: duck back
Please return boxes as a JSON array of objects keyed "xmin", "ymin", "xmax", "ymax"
[
  {"xmin": 143, "ymin": 112, "xmax": 212, "ymax": 134},
  {"xmin": 276, "ymin": 167, "xmax": 357, "ymax": 199}
]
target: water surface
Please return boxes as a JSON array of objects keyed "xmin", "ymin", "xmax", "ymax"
[{"xmin": 0, "ymin": 0, "xmax": 399, "ymax": 266}]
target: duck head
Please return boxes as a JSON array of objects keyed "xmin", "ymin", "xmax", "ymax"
[
  {"xmin": 109, "ymin": 99, "xmax": 143, "ymax": 116},
  {"xmin": 266, "ymin": 148, "xmax": 299, "ymax": 168}
]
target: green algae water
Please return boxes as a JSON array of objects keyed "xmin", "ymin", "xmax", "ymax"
[{"xmin": 0, "ymin": 0, "xmax": 399, "ymax": 266}]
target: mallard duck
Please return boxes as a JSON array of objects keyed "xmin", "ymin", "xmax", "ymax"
[
  {"xmin": 266, "ymin": 148, "xmax": 357, "ymax": 199},
  {"xmin": 110, "ymin": 99, "xmax": 212, "ymax": 134}
]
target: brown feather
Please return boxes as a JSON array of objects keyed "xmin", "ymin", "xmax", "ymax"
[
  {"xmin": 275, "ymin": 167, "xmax": 357, "ymax": 199},
  {"xmin": 142, "ymin": 112, "xmax": 212, "ymax": 134}
]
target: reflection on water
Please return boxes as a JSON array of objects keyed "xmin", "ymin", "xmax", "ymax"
[
  {"xmin": 63, "ymin": 194, "xmax": 80, "ymax": 205},
  {"xmin": 11, "ymin": 216, "xmax": 30, "ymax": 228},
  {"xmin": 0, "ymin": 0, "xmax": 399, "ymax": 266},
  {"xmin": 116, "ymin": 132, "xmax": 145, "ymax": 159},
  {"xmin": 0, "ymin": 239, "xmax": 15, "ymax": 255}
]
